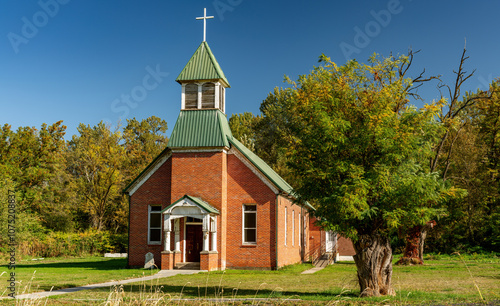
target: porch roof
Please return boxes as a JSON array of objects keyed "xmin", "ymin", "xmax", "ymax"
[{"xmin": 161, "ymin": 195, "xmax": 220, "ymax": 215}]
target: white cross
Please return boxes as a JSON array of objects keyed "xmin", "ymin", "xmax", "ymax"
[{"xmin": 196, "ymin": 8, "xmax": 214, "ymax": 42}]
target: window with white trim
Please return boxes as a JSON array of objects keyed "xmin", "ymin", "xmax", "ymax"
[
  {"xmin": 284, "ymin": 207, "xmax": 287, "ymax": 246},
  {"xmin": 243, "ymin": 204, "xmax": 256, "ymax": 244},
  {"xmin": 292, "ymin": 210, "xmax": 295, "ymax": 246},
  {"xmin": 148, "ymin": 206, "xmax": 162, "ymax": 244}
]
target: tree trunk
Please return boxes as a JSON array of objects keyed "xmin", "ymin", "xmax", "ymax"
[
  {"xmin": 418, "ymin": 221, "xmax": 435, "ymax": 262},
  {"xmin": 397, "ymin": 221, "xmax": 436, "ymax": 265},
  {"xmin": 397, "ymin": 226, "xmax": 423, "ymax": 265},
  {"xmin": 353, "ymin": 234, "xmax": 396, "ymax": 297}
]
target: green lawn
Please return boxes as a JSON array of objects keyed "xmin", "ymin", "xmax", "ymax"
[
  {"xmin": 0, "ymin": 256, "xmax": 147, "ymax": 294},
  {"xmin": 1, "ymin": 254, "xmax": 498, "ymax": 305}
]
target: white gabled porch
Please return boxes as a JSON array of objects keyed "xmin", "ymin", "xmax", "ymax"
[{"xmin": 160, "ymin": 195, "xmax": 219, "ymax": 271}]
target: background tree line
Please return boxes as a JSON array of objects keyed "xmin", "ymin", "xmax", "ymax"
[{"xmin": 0, "ymin": 116, "xmax": 167, "ymax": 256}]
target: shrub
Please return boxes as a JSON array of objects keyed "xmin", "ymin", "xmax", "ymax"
[{"xmin": 13, "ymin": 230, "xmax": 127, "ymax": 258}]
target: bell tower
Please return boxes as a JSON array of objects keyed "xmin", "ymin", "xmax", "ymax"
[{"xmin": 176, "ymin": 9, "xmax": 230, "ymax": 113}]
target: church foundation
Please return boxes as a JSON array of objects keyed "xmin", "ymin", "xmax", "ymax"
[
  {"xmin": 161, "ymin": 251, "xmax": 174, "ymax": 270},
  {"xmin": 200, "ymin": 251, "xmax": 218, "ymax": 271}
]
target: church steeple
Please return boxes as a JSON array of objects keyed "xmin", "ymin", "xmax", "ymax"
[{"xmin": 176, "ymin": 9, "xmax": 229, "ymax": 113}]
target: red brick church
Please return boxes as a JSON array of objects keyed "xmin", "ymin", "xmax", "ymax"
[{"xmin": 124, "ymin": 14, "xmax": 353, "ymax": 271}]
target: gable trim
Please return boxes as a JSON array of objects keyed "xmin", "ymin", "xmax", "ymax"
[
  {"xmin": 162, "ymin": 195, "xmax": 220, "ymax": 217},
  {"xmin": 125, "ymin": 151, "xmax": 172, "ymax": 196}
]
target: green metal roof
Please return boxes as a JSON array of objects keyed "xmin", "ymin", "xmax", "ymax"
[
  {"xmin": 168, "ymin": 109, "xmax": 232, "ymax": 148},
  {"xmin": 162, "ymin": 194, "xmax": 220, "ymax": 214},
  {"xmin": 176, "ymin": 41, "xmax": 230, "ymax": 87}
]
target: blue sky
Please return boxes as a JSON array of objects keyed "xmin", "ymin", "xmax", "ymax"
[{"xmin": 1, "ymin": 0, "xmax": 499, "ymax": 139}]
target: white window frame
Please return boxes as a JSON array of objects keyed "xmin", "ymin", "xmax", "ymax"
[
  {"xmin": 284, "ymin": 207, "xmax": 287, "ymax": 246},
  {"xmin": 299, "ymin": 213, "xmax": 301, "ymax": 247},
  {"xmin": 148, "ymin": 205, "xmax": 162, "ymax": 245},
  {"xmin": 292, "ymin": 210, "xmax": 295, "ymax": 246},
  {"xmin": 242, "ymin": 204, "xmax": 257, "ymax": 245}
]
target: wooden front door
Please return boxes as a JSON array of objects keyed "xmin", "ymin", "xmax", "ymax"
[{"xmin": 186, "ymin": 225, "xmax": 202, "ymax": 262}]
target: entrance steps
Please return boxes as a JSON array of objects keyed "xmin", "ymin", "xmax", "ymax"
[
  {"xmin": 175, "ymin": 262, "xmax": 200, "ymax": 270},
  {"xmin": 314, "ymin": 254, "xmax": 331, "ymax": 268}
]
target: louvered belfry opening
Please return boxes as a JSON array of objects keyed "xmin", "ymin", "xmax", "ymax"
[
  {"xmin": 185, "ymin": 83, "xmax": 198, "ymax": 109},
  {"xmin": 202, "ymin": 82, "xmax": 215, "ymax": 108}
]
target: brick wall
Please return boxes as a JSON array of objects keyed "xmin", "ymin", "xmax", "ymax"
[
  {"xmin": 128, "ymin": 158, "xmax": 172, "ymax": 267},
  {"xmin": 276, "ymin": 196, "xmax": 304, "ymax": 268},
  {"xmin": 337, "ymin": 236, "xmax": 356, "ymax": 256},
  {"xmin": 170, "ymin": 151, "xmax": 226, "ymax": 268},
  {"xmin": 226, "ymin": 153, "xmax": 276, "ymax": 269}
]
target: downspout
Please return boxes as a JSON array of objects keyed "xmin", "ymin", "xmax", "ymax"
[{"xmin": 275, "ymin": 193, "xmax": 279, "ymax": 270}]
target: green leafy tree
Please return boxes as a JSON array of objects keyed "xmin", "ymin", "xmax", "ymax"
[
  {"xmin": 428, "ymin": 79, "xmax": 500, "ymax": 253},
  {"xmin": 67, "ymin": 122, "xmax": 127, "ymax": 231},
  {"xmin": 416, "ymin": 49, "xmax": 499, "ymax": 256},
  {"xmin": 398, "ymin": 48, "xmax": 481, "ymax": 263},
  {"xmin": 472, "ymin": 79, "xmax": 500, "ymax": 250},
  {"xmin": 68, "ymin": 116, "xmax": 168, "ymax": 233},
  {"xmin": 228, "ymin": 112, "xmax": 259, "ymax": 152},
  {"xmin": 122, "ymin": 116, "xmax": 168, "ymax": 180},
  {"xmin": 263, "ymin": 54, "xmax": 455, "ymax": 297},
  {"xmin": 0, "ymin": 121, "xmax": 72, "ymax": 230}
]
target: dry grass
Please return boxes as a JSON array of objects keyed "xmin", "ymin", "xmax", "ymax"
[{"xmin": 1, "ymin": 254, "xmax": 498, "ymax": 305}]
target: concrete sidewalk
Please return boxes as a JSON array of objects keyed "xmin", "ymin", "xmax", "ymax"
[{"xmin": 8, "ymin": 269, "xmax": 204, "ymax": 300}]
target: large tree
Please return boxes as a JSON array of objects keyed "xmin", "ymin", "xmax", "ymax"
[
  {"xmin": 122, "ymin": 116, "xmax": 168, "ymax": 179},
  {"xmin": 0, "ymin": 121, "xmax": 72, "ymax": 230},
  {"xmin": 262, "ymin": 54, "xmax": 455, "ymax": 297},
  {"xmin": 67, "ymin": 122, "xmax": 127, "ymax": 231}
]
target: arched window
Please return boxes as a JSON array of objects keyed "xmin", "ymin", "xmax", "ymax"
[
  {"xmin": 185, "ymin": 83, "xmax": 198, "ymax": 109},
  {"xmin": 202, "ymin": 83, "xmax": 215, "ymax": 108}
]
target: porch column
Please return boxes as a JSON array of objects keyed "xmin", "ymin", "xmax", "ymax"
[
  {"xmin": 202, "ymin": 215, "xmax": 210, "ymax": 252},
  {"xmin": 163, "ymin": 215, "xmax": 172, "ymax": 251},
  {"xmin": 211, "ymin": 216, "xmax": 217, "ymax": 252},
  {"xmin": 174, "ymin": 219, "xmax": 181, "ymax": 252}
]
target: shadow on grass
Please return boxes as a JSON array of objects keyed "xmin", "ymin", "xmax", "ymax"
[
  {"xmin": 84, "ymin": 283, "xmax": 361, "ymax": 300},
  {"xmin": 5, "ymin": 258, "xmax": 130, "ymax": 271}
]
